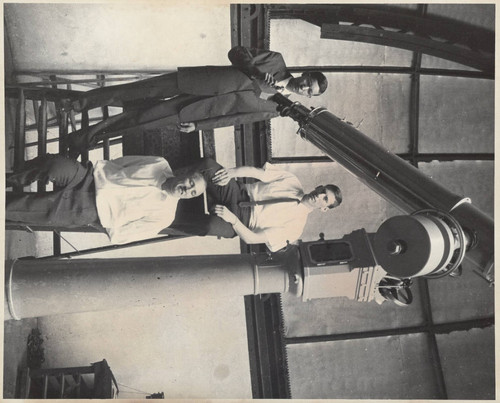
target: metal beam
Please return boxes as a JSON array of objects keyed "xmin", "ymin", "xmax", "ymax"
[
  {"xmin": 268, "ymin": 4, "xmax": 494, "ymax": 53},
  {"xmin": 35, "ymin": 235, "xmax": 187, "ymax": 260},
  {"xmin": 244, "ymin": 294, "xmax": 291, "ymax": 398},
  {"xmin": 13, "ymin": 88, "xmax": 26, "ymax": 174},
  {"xmin": 409, "ymin": 54, "xmax": 422, "ymax": 165},
  {"xmin": 14, "ymin": 69, "xmax": 175, "ymax": 76},
  {"xmin": 269, "ymin": 153, "xmax": 494, "ymax": 165},
  {"xmin": 284, "ymin": 316, "xmax": 494, "ymax": 344},
  {"xmin": 287, "ymin": 66, "xmax": 493, "ymax": 80},
  {"xmin": 97, "ymin": 74, "xmax": 111, "ymax": 160},
  {"xmin": 418, "ymin": 279, "xmax": 447, "ymax": 399},
  {"xmin": 321, "ymin": 24, "xmax": 493, "ymax": 73}
]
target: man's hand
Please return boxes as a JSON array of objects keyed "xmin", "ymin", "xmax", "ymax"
[
  {"xmin": 262, "ymin": 72, "xmax": 277, "ymax": 87},
  {"xmin": 214, "ymin": 205, "xmax": 238, "ymax": 225},
  {"xmin": 212, "ymin": 168, "xmax": 235, "ymax": 186},
  {"xmin": 178, "ymin": 122, "xmax": 196, "ymax": 133},
  {"xmin": 254, "ymin": 72, "xmax": 276, "ymax": 89},
  {"xmin": 253, "ymin": 73, "xmax": 280, "ymax": 99}
]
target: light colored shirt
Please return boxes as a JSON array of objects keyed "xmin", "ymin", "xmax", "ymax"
[
  {"xmin": 245, "ymin": 162, "xmax": 311, "ymax": 252},
  {"xmin": 93, "ymin": 156, "xmax": 178, "ymax": 244},
  {"xmin": 276, "ymin": 76, "xmax": 292, "ymax": 96}
]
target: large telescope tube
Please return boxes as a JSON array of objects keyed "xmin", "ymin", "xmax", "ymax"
[
  {"xmin": 272, "ymin": 94, "xmax": 493, "ymax": 283},
  {"xmin": 5, "ymin": 250, "xmax": 303, "ymax": 320}
]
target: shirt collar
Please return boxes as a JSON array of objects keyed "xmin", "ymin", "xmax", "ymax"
[
  {"xmin": 276, "ymin": 76, "xmax": 293, "ymax": 95},
  {"xmin": 297, "ymin": 193, "xmax": 314, "ymax": 213}
]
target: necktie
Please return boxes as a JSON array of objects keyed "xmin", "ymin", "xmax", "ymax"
[{"xmin": 239, "ymin": 198, "xmax": 300, "ymax": 207}]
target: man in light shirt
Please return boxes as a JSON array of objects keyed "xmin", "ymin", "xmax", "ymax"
[
  {"xmin": 191, "ymin": 158, "xmax": 342, "ymax": 252},
  {"xmin": 6, "ymin": 154, "xmax": 206, "ymax": 244},
  {"xmin": 62, "ymin": 46, "xmax": 328, "ymax": 156}
]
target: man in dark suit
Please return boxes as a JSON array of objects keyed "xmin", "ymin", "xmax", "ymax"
[{"xmin": 64, "ymin": 46, "xmax": 328, "ymax": 156}]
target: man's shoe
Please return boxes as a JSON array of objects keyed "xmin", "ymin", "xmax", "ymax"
[
  {"xmin": 67, "ymin": 133, "xmax": 88, "ymax": 159},
  {"xmin": 59, "ymin": 98, "xmax": 73, "ymax": 112},
  {"xmin": 59, "ymin": 98, "xmax": 83, "ymax": 113}
]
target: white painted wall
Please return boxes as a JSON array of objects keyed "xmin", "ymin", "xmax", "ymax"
[{"xmin": 5, "ymin": 3, "xmax": 231, "ymax": 71}]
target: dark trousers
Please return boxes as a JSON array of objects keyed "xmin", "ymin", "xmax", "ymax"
[
  {"xmin": 170, "ymin": 158, "xmax": 251, "ymax": 238},
  {"xmin": 77, "ymin": 72, "xmax": 182, "ymax": 111},
  {"xmin": 6, "ymin": 155, "xmax": 99, "ymax": 227},
  {"xmin": 67, "ymin": 72, "xmax": 206, "ymax": 155}
]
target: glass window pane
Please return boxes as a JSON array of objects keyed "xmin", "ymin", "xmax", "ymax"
[
  {"xmin": 418, "ymin": 160, "xmax": 494, "ymax": 217},
  {"xmin": 282, "ymin": 285, "xmax": 425, "ymax": 338},
  {"xmin": 418, "ymin": 4, "xmax": 494, "ymax": 70},
  {"xmin": 271, "ymin": 73, "xmax": 411, "ymax": 157},
  {"xmin": 417, "ymin": 160, "xmax": 494, "ymax": 322},
  {"xmin": 420, "ymin": 55, "xmax": 479, "ymax": 71},
  {"xmin": 425, "ymin": 3, "xmax": 494, "ymax": 71},
  {"xmin": 436, "ymin": 328, "xmax": 495, "ymax": 399},
  {"xmin": 270, "ymin": 19, "xmax": 414, "ymax": 67},
  {"xmin": 419, "ymin": 77, "xmax": 493, "ymax": 153},
  {"xmin": 287, "ymin": 334, "xmax": 440, "ymax": 399},
  {"xmin": 427, "ymin": 265, "xmax": 494, "ymax": 324},
  {"xmin": 427, "ymin": 4, "xmax": 495, "ymax": 30}
]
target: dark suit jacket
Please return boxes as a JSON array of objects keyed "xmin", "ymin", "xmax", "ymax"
[{"xmin": 171, "ymin": 47, "xmax": 292, "ymax": 130}]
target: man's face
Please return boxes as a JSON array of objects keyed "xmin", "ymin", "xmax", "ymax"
[
  {"xmin": 303, "ymin": 186, "xmax": 337, "ymax": 212},
  {"xmin": 287, "ymin": 74, "xmax": 321, "ymax": 97},
  {"xmin": 166, "ymin": 173, "xmax": 206, "ymax": 199}
]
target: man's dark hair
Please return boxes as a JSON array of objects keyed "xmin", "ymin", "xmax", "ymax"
[
  {"xmin": 173, "ymin": 166, "xmax": 207, "ymax": 187},
  {"xmin": 309, "ymin": 71, "xmax": 328, "ymax": 95},
  {"xmin": 191, "ymin": 171, "xmax": 207, "ymax": 187},
  {"xmin": 325, "ymin": 184, "xmax": 342, "ymax": 209}
]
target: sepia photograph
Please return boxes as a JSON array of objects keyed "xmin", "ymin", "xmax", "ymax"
[{"xmin": 3, "ymin": 2, "xmax": 495, "ymax": 400}]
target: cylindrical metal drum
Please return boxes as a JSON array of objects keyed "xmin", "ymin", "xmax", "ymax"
[{"xmin": 373, "ymin": 215, "xmax": 456, "ymax": 278}]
